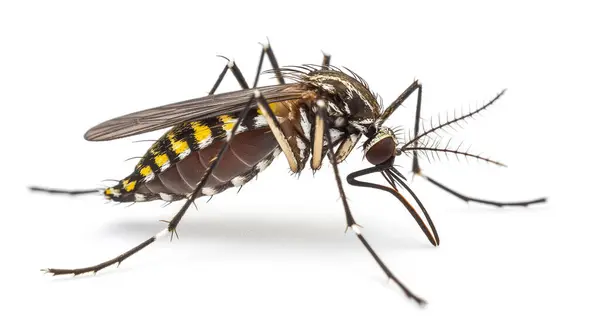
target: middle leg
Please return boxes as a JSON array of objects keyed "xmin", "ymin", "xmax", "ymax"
[{"xmin": 209, "ymin": 41, "xmax": 286, "ymax": 95}]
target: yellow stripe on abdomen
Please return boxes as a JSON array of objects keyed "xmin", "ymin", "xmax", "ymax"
[
  {"xmin": 168, "ymin": 133, "xmax": 190, "ymax": 155},
  {"xmin": 140, "ymin": 166, "xmax": 153, "ymax": 177},
  {"xmin": 154, "ymin": 153, "xmax": 169, "ymax": 168},
  {"xmin": 218, "ymin": 115, "xmax": 236, "ymax": 132},
  {"xmin": 191, "ymin": 121, "xmax": 212, "ymax": 143},
  {"xmin": 256, "ymin": 103, "xmax": 281, "ymax": 116}
]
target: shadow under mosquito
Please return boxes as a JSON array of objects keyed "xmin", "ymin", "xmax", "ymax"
[{"xmin": 103, "ymin": 214, "xmax": 432, "ymax": 252}]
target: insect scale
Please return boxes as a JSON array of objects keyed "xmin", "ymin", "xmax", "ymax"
[{"xmin": 31, "ymin": 42, "xmax": 547, "ymax": 306}]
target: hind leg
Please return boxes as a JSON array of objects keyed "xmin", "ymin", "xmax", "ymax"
[{"xmin": 28, "ymin": 186, "xmax": 100, "ymax": 195}]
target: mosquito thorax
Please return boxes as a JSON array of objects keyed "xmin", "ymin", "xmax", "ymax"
[
  {"xmin": 304, "ymin": 70, "xmax": 380, "ymax": 121},
  {"xmin": 364, "ymin": 127, "xmax": 398, "ymax": 165}
]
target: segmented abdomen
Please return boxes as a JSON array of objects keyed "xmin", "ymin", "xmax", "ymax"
[{"xmin": 104, "ymin": 113, "xmax": 280, "ymax": 203}]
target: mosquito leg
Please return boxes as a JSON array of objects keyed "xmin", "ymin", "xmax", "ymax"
[
  {"xmin": 421, "ymin": 175, "xmax": 547, "ymax": 207},
  {"xmin": 28, "ymin": 186, "xmax": 101, "ymax": 196},
  {"xmin": 252, "ymin": 41, "xmax": 285, "ymax": 87},
  {"xmin": 384, "ymin": 82, "xmax": 547, "ymax": 207},
  {"xmin": 378, "ymin": 80, "xmax": 421, "ymax": 128},
  {"xmin": 43, "ymin": 91, "xmax": 259, "ymax": 276},
  {"xmin": 261, "ymin": 39, "xmax": 285, "ymax": 85},
  {"xmin": 164, "ymin": 92, "xmax": 258, "ymax": 238},
  {"xmin": 322, "ymin": 52, "xmax": 331, "ymax": 68},
  {"xmin": 314, "ymin": 99, "xmax": 426, "ymax": 306},
  {"xmin": 209, "ymin": 40, "xmax": 286, "ymax": 96},
  {"xmin": 208, "ymin": 57, "xmax": 233, "ymax": 95},
  {"xmin": 254, "ymin": 91, "xmax": 299, "ymax": 172},
  {"xmin": 406, "ymin": 90, "xmax": 547, "ymax": 206},
  {"xmin": 209, "ymin": 56, "xmax": 250, "ymax": 94}
]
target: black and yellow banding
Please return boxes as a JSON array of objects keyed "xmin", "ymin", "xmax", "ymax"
[
  {"xmin": 103, "ymin": 112, "xmax": 263, "ymax": 201},
  {"xmin": 189, "ymin": 121, "xmax": 213, "ymax": 149},
  {"xmin": 218, "ymin": 115, "xmax": 236, "ymax": 132},
  {"xmin": 102, "ymin": 106, "xmax": 282, "ymax": 200}
]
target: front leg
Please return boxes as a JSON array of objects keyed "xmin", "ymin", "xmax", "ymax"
[
  {"xmin": 385, "ymin": 82, "xmax": 546, "ymax": 207},
  {"xmin": 314, "ymin": 99, "xmax": 427, "ymax": 306}
]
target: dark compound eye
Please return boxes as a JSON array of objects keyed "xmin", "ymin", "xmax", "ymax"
[{"xmin": 365, "ymin": 136, "xmax": 396, "ymax": 165}]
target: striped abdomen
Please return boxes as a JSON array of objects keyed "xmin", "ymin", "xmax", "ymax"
[{"xmin": 104, "ymin": 112, "xmax": 280, "ymax": 203}]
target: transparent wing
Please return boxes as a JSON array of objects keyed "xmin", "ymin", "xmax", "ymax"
[{"xmin": 84, "ymin": 84, "xmax": 305, "ymax": 141}]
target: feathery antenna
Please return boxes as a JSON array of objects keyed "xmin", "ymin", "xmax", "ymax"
[{"xmin": 400, "ymin": 89, "xmax": 506, "ymax": 151}]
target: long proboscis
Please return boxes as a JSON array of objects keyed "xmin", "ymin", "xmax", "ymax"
[{"xmin": 347, "ymin": 165, "xmax": 439, "ymax": 246}]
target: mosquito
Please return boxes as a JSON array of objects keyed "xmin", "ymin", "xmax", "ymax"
[{"xmin": 32, "ymin": 41, "xmax": 546, "ymax": 306}]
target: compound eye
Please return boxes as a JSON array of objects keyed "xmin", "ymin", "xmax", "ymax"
[{"xmin": 365, "ymin": 136, "xmax": 395, "ymax": 165}]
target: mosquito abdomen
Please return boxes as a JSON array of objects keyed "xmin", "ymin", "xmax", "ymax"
[{"xmin": 104, "ymin": 121, "xmax": 280, "ymax": 203}]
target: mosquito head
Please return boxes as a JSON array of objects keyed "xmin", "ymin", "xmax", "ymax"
[{"xmin": 363, "ymin": 126, "xmax": 399, "ymax": 165}]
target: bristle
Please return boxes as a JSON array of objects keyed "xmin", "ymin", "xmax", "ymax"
[
  {"xmin": 399, "ymin": 138, "xmax": 507, "ymax": 168},
  {"xmin": 401, "ymin": 90, "xmax": 506, "ymax": 151}
]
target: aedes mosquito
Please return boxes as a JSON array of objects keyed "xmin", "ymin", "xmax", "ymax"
[{"xmin": 32, "ymin": 41, "xmax": 546, "ymax": 306}]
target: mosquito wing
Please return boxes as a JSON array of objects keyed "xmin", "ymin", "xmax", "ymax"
[{"xmin": 84, "ymin": 84, "xmax": 305, "ymax": 141}]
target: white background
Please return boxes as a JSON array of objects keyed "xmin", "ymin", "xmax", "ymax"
[{"xmin": 1, "ymin": 1, "xmax": 598, "ymax": 335}]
